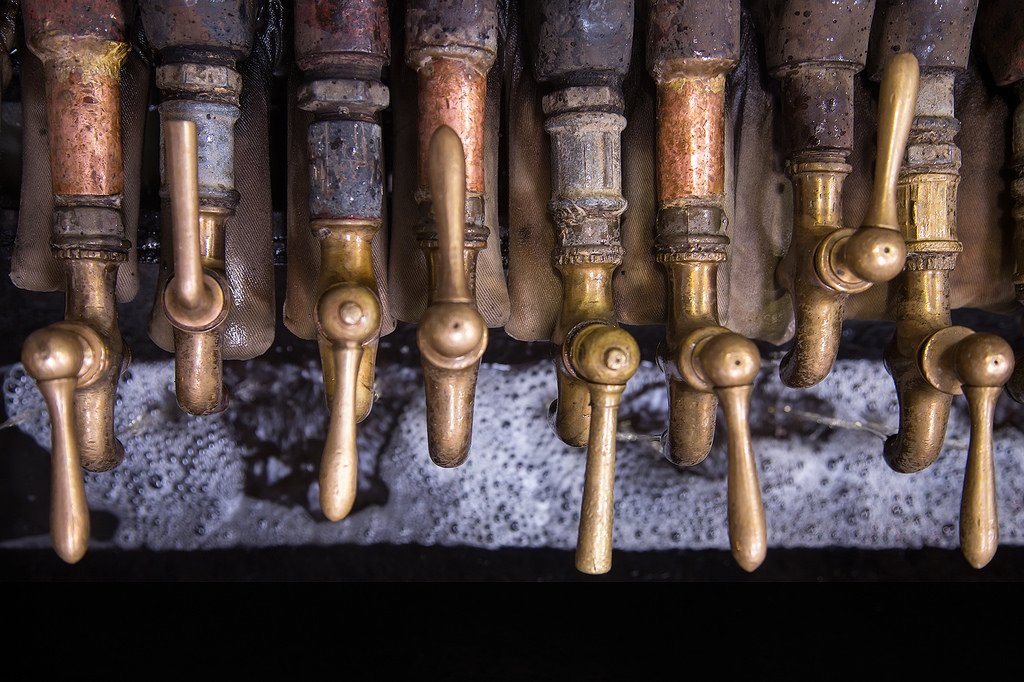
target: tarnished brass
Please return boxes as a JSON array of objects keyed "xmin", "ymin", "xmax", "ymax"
[
  {"xmin": 20, "ymin": 0, "xmax": 131, "ymax": 563},
  {"xmin": 566, "ymin": 322, "xmax": 640, "ymax": 575},
  {"xmin": 919, "ymin": 327, "xmax": 1014, "ymax": 568},
  {"xmin": 162, "ymin": 120, "xmax": 230, "ymax": 415},
  {"xmin": 417, "ymin": 126, "xmax": 487, "ymax": 467},
  {"xmin": 771, "ymin": 6, "xmax": 918, "ymax": 387},
  {"xmin": 315, "ymin": 283, "xmax": 382, "ymax": 522},
  {"xmin": 294, "ymin": 0, "xmax": 391, "ymax": 521}
]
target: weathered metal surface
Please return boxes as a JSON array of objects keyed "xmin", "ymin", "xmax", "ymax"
[
  {"xmin": 765, "ymin": 0, "xmax": 875, "ymax": 69},
  {"xmin": 532, "ymin": 0, "xmax": 634, "ymax": 85},
  {"xmin": 141, "ymin": 0, "xmax": 255, "ymax": 61},
  {"xmin": 871, "ymin": 0, "xmax": 978, "ymax": 74},
  {"xmin": 308, "ymin": 120, "xmax": 384, "ymax": 221},
  {"xmin": 648, "ymin": 0, "xmax": 739, "ymax": 76},
  {"xmin": 294, "ymin": 0, "xmax": 389, "ymax": 77}
]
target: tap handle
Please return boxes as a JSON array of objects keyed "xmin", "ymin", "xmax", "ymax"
[
  {"xmin": 417, "ymin": 126, "xmax": 488, "ymax": 467},
  {"xmin": 566, "ymin": 322, "xmax": 640, "ymax": 575},
  {"xmin": 684, "ymin": 328, "xmax": 767, "ymax": 571},
  {"xmin": 818, "ymin": 53, "xmax": 918, "ymax": 291},
  {"xmin": 162, "ymin": 119, "xmax": 227, "ymax": 332},
  {"xmin": 22, "ymin": 323, "xmax": 100, "ymax": 563},
  {"xmin": 315, "ymin": 283, "xmax": 381, "ymax": 521},
  {"xmin": 921, "ymin": 327, "xmax": 1015, "ymax": 568}
]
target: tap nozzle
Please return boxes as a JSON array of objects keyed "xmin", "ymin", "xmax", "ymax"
[
  {"xmin": 779, "ymin": 53, "xmax": 919, "ymax": 387},
  {"xmin": 315, "ymin": 284, "xmax": 382, "ymax": 522},
  {"xmin": 564, "ymin": 322, "xmax": 640, "ymax": 575},
  {"xmin": 920, "ymin": 327, "xmax": 1015, "ymax": 568},
  {"xmin": 678, "ymin": 328, "xmax": 766, "ymax": 571},
  {"xmin": 417, "ymin": 127, "xmax": 488, "ymax": 467},
  {"xmin": 162, "ymin": 119, "xmax": 230, "ymax": 415},
  {"xmin": 22, "ymin": 322, "xmax": 115, "ymax": 563}
]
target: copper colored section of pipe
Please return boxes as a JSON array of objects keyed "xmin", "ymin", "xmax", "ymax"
[
  {"xmin": 656, "ymin": 75, "xmax": 726, "ymax": 201},
  {"xmin": 39, "ymin": 37, "xmax": 128, "ymax": 196},
  {"xmin": 416, "ymin": 58, "xmax": 488, "ymax": 194}
]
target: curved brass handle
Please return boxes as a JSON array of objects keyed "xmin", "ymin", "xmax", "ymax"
[
  {"xmin": 920, "ymin": 327, "xmax": 1014, "ymax": 568},
  {"xmin": 417, "ymin": 125, "xmax": 488, "ymax": 467},
  {"xmin": 22, "ymin": 323, "xmax": 102, "ymax": 564},
  {"xmin": 681, "ymin": 328, "xmax": 766, "ymax": 571},
  {"xmin": 315, "ymin": 283, "xmax": 381, "ymax": 521},
  {"xmin": 566, "ymin": 322, "xmax": 640, "ymax": 575},
  {"xmin": 817, "ymin": 52, "xmax": 917, "ymax": 292},
  {"xmin": 162, "ymin": 119, "xmax": 229, "ymax": 415}
]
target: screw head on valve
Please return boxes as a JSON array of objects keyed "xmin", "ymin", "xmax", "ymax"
[{"xmin": 315, "ymin": 283, "xmax": 382, "ymax": 347}]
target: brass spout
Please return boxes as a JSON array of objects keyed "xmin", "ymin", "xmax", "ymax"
[
  {"xmin": 162, "ymin": 120, "xmax": 230, "ymax": 415},
  {"xmin": 417, "ymin": 126, "xmax": 488, "ymax": 468},
  {"xmin": 315, "ymin": 283, "xmax": 382, "ymax": 522},
  {"xmin": 920, "ymin": 327, "xmax": 1015, "ymax": 568},
  {"xmin": 566, "ymin": 322, "xmax": 640, "ymax": 575},
  {"xmin": 774, "ymin": 46, "xmax": 918, "ymax": 387},
  {"xmin": 677, "ymin": 328, "xmax": 765, "ymax": 572}
]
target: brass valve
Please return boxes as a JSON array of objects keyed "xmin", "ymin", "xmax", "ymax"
[
  {"xmin": 919, "ymin": 327, "xmax": 1015, "ymax": 568},
  {"xmin": 417, "ymin": 126, "xmax": 488, "ymax": 468},
  {"xmin": 675, "ymin": 329, "xmax": 765, "ymax": 571},
  {"xmin": 21, "ymin": 323, "xmax": 114, "ymax": 563},
  {"xmin": 773, "ymin": 36, "xmax": 918, "ymax": 387},
  {"xmin": 564, "ymin": 322, "xmax": 640, "ymax": 575},
  {"xmin": 162, "ymin": 120, "xmax": 230, "ymax": 415},
  {"xmin": 315, "ymin": 283, "xmax": 382, "ymax": 522}
]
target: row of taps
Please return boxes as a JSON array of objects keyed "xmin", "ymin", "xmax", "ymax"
[{"xmin": 4, "ymin": 0, "xmax": 1024, "ymax": 574}]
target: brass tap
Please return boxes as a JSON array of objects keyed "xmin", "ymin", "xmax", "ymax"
[
  {"xmin": 417, "ymin": 126, "xmax": 488, "ymax": 468},
  {"xmin": 406, "ymin": 0, "xmax": 498, "ymax": 467},
  {"xmin": 141, "ymin": 0, "xmax": 256, "ymax": 416},
  {"xmin": 532, "ymin": 0, "xmax": 639, "ymax": 574},
  {"xmin": 918, "ymin": 327, "xmax": 1014, "ymax": 568},
  {"xmin": 162, "ymin": 120, "xmax": 230, "ymax": 414},
  {"xmin": 769, "ymin": 2, "xmax": 914, "ymax": 388},
  {"xmin": 873, "ymin": 0, "xmax": 975, "ymax": 474},
  {"xmin": 19, "ymin": 0, "xmax": 131, "ymax": 563},
  {"xmin": 294, "ymin": 0, "xmax": 391, "ymax": 521},
  {"xmin": 648, "ymin": 0, "xmax": 764, "ymax": 571},
  {"xmin": 565, "ymin": 322, "xmax": 639, "ymax": 575}
]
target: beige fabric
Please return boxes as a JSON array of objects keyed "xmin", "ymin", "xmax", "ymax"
[{"xmin": 11, "ymin": 46, "xmax": 148, "ymax": 304}]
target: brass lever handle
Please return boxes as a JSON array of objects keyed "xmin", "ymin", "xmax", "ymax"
[
  {"xmin": 417, "ymin": 125, "xmax": 488, "ymax": 467},
  {"xmin": 566, "ymin": 322, "xmax": 640, "ymax": 575},
  {"xmin": 22, "ymin": 322, "xmax": 107, "ymax": 564},
  {"xmin": 816, "ymin": 52, "xmax": 917, "ymax": 293},
  {"xmin": 920, "ymin": 327, "xmax": 1014, "ymax": 568},
  {"xmin": 779, "ymin": 53, "xmax": 919, "ymax": 388},
  {"xmin": 162, "ymin": 119, "xmax": 229, "ymax": 415},
  {"xmin": 315, "ymin": 283, "xmax": 381, "ymax": 522},
  {"xmin": 679, "ymin": 328, "xmax": 766, "ymax": 571}
]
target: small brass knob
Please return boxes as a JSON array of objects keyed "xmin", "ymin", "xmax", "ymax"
[
  {"xmin": 417, "ymin": 125, "xmax": 488, "ymax": 468},
  {"xmin": 22, "ymin": 323, "xmax": 98, "ymax": 564},
  {"xmin": 920, "ymin": 327, "xmax": 1015, "ymax": 568},
  {"xmin": 315, "ymin": 283, "xmax": 382, "ymax": 521},
  {"xmin": 566, "ymin": 322, "xmax": 640, "ymax": 575},
  {"xmin": 681, "ymin": 328, "xmax": 766, "ymax": 572}
]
